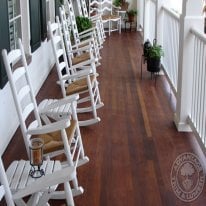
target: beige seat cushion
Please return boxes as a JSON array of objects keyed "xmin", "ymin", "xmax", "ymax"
[
  {"xmin": 36, "ymin": 120, "xmax": 77, "ymax": 154},
  {"xmin": 102, "ymin": 14, "xmax": 119, "ymax": 20},
  {"xmin": 66, "ymin": 75, "xmax": 95, "ymax": 95},
  {"xmin": 72, "ymin": 41, "xmax": 90, "ymax": 50},
  {"xmin": 72, "ymin": 52, "xmax": 91, "ymax": 65}
]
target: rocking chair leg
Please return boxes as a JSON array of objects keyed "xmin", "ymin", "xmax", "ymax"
[
  {"xmin": 109, "ymin": 21, "xmax": 111, "ymax": 36},
  {"xmin": 65, "ymin": 182, "xmax": 75, "ymax": 206},
  {"xmin": 87, "ymin": 78, "xmax": 98, "ymax": 119},
  {"xmin": 141, "ymin": 55, "xmax": 143, "ymax": 79}
]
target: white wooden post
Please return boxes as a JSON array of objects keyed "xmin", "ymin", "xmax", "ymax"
[
  {"xmin": 0, "ymin": 158, "xmax": 15, "ymax": 206},
  {"xmin": 20, "ymin": 0, "xmax": 31, "ymax": 54},
  {"xmin": 143, "ymin": 0, "xmax": 150, "ymax": 42},
  {"xmin": 137, "ymin": 0, "xmax": 144, "ymax": 31},
  {"xmin": 174, "ymin": 0, "xmax": 204, "ymax": 131},
  {"xmin": 155, "ymin": 0, "xmax": 164, "ymax": 45}
]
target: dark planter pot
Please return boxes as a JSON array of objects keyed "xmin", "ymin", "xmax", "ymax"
[
  {"xmin": 147, "ymin": 57, "xmax": 161, "ymax": 73},
  {"xmin": 143, "ymin": 40, "xmax": 151, "ymax": 59},
  {"xmin": 205, "ymin": 17, "xmax": 206, "ymax": 34},
  {"xmin": 128, "ymin": 15, "xmax": 135, "ymax": 22}
]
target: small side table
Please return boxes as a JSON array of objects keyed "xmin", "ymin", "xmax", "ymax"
[{"xmin": 124, "ymin": 20, "xmax": 136, "ymax": 32}]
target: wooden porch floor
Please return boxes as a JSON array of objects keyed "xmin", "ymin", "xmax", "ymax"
[{"xmin": 2, "ymin": 31, "xmax": 206, "ymax": 206}]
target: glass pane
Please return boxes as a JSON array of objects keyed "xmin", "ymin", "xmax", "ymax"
[
  {"xmin": 8, "ymin": 0, "xmax": 21, "ymax": 19},
  {"xmin": 9, "ymin": 17, "xmax": 22, "ymax": 50},
  {"xmin": 46, "ymin": 1, "xmax": 50, "ymax": 23}
]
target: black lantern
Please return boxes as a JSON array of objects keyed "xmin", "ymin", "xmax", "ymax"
[{"xmin": 29, "ymin": 138, "xmax": 45, "ymax": 178}]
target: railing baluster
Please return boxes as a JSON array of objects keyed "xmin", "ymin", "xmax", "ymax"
[
  {"xmin": 161, "ymin": 6, "xmax": 180, "ymax": 94},
  {"xmin": 199, "ymin": 40, "xmax": 203, "ymax": 133},
  {"xmin": 203, "ymin": 46, "xmax": 206, "ymax": 145},
  {"xmin": 196, "ymin": 39, "xmax": 200, "ymax": 128},
  {"xmin": 144, "ymin": 3, "xmax": 206, "ymax": 146},
  {"xmin": 199, "ymin": 43, "xmax": 205, "ymax": 143},
  {"xmin": 191, "ymin": 37, "xmax": 197, "ymax": 122},
  {"xmin": 188, "ymin": 28, "xmax": 206, "ymax": 146}
]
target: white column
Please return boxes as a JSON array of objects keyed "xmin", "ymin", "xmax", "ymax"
[
  {"xmin": 156, "ymin": 0, "xmax": 164, "ymax": 45},
  {"xmin": 137, "ymin": 0, "xmax": 144, "ymax": 31},
  {"xmin": 174, "ymin": 0, "xmax": 204, "ymax": 131},
  {"xmin": 49, "ymin": 0, "xmax": 56, "ymax": 23},
  {"xmin": 20, "ymin": 0, "xmax": 31, "ymax": 54},
  {"xmin": 143, "ymin": 0, "xmax": 150, "ymax": 42}
]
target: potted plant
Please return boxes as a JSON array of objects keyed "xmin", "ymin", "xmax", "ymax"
[
  {"xmin": 76, "ymin": 16, "xmax": 92, "ymax": 33},
  {"xmin": 126, "ymin": 9, "xmax": 137, "ymax": 22},
  {"xmin": 113, "ymin": 0, "xmax": 122, "ymax": 7},
  {"xmin": 143, "ymin": 39, "xmax": 152, "ymax": 59},
  {"xmin": 147, "ymin": 40, "xmax": 164, "ymax": 73}
]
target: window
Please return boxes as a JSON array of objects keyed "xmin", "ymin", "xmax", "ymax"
[
  {"xmin": 0, "ymin": 0, "xmax": 10, "ymax": 88},
  {"xmin": 8, "ymin": 0, "xmax": 22, "ymax": 50},
  {"xmin": 46, "ymin": 0, "xmax": 55, "ymax": 23},
  {"xmin": 29, "ymin": 0, "xmax": 53, "ymax": 51},
  {"xmin": 0, "ymin": 0, "xmax": 55, "ymax": 88},
  {"xmin": 0, "ymin": 0, "xmax": 22, "ymax": 88}
]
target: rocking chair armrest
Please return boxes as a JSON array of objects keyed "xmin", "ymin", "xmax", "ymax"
[
  {"xmin": 112, "ymin": 5, "xmax": 121, "ymax": 10},
  {"xmin": 79, "ymin": 28, "xmax": 95, "ymax": 36},
  {"xmin": 39, "ymin": 94, "xmax": 79, "ymax": 113},
  {"xmin": 79, "ymin": 38, "xmax": 94, "ymax": 45},
  {"xmin": 0, "ymin": 185, "xmax": 5, "ymax": 201},
  {"xmin": 77, "ymin": 65, "xmax": 93, "ymax": 70},
  {"xmin": 27, "ymin": 119, "xmax": 70, "ymax": 135},
  {"xmin": 71, "ymin": 60, "xmax": 96, "ymax": 71},
  {"xmin": 13, "ymin": 166, "xmax": 76, "ymax": 200},
  {"xmin": 69, "ymin": 45, "xmax": 92, "ymax": 54},
  {"xmin": 75, "ymin": 57, "xmax": 96, "ymax": 69},
  {"xmin": 78, "ymin": 34, "xmax": 94, "ymax": 42},
  {"xmin": 62, "ymin": 68, "xmax": 92, "ymax": 81},
  {"xmin": 71, "ymin": 68, "xmax": 92, "ymax": 77},
  {"xmin": 90, "ymin": 14, "xmax": 101, "ymax": 21},
  {"xmin": 71, "ymin": 38, "xmax": 94, "ymax": 50}
]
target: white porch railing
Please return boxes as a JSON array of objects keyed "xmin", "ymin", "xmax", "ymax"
[
  {"xmin": 188, "ymin": 28, "xmax": 206, "ymax": 146},
  {"xmin": 143, "ymin": 2, "xmax": 180, "ymax": 95},
  {"xmin": 161, "ymin": 6, "xmax": 180, "ymax": 95},
  {"xmin": 141, "ymin": 0, "xmax": 205, "ymax": 146}
]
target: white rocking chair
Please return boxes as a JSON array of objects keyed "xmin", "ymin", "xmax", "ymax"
[
  {"xmin": 0, "ymin": 156, "xmax": 75, "ymax": 205},
  {"xmin": 2, "ymin": 39, "xmax": 88, "ymax": 198},
  {"xmin": 76, "ymin": 0, "xmax": 106, "ymax": 45},
  {"xmin": 57, "ymin": 11, "xmax": 97, "ymax": 73},
  {"xmin": 48, "ymin": 21, "xmax": 104, "ymax": 126},
  {"xmin": 64, "ymin": 0, "xmax": 102, "ymax": 60},
  {"xmin": 90, "ymin": 0, "xmax": 122, "ymax": 36}
]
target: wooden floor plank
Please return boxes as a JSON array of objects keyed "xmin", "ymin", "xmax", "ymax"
[{"xmin": 2, "ymin": 31, "xmax": 206, "ymax": 206}]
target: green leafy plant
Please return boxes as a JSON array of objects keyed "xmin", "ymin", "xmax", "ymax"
[
  {"xmin": 113, "ymin": 0, "xmax": 122, "ymax": 7},
  {"xmin": 147, "ymin": 41, "xmax": 164, "ymax": 72},
  {"xmin": 126, "ymin": 9, "xmax": 138, "ymax": 17},
  {"xmin": 76, "ymin": 16, "xmax": 92, "ymax": 33},
  {"xmin": 59, "ymin": 0, "xmax": 64, "ymax": 5},
  {"xmin": 147, "ymin": 44, "xmax": 164, "ymax": 60}
]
